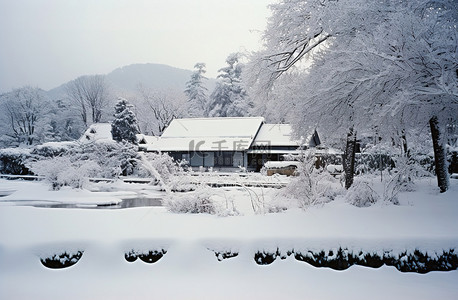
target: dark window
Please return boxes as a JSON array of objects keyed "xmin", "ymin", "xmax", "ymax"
[{"xmin": 214, "ymin": 152, "xmax": 233, "ymax": 167}]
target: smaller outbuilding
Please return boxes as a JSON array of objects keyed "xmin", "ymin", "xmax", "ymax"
[{"xmin": 79, "ymin": 123, "xmax": 113, "ymax": 144}]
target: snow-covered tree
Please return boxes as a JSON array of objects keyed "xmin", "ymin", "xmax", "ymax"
[
  {"xmin": 295, "ymin": 1, "xmax": 457, "ymax": 192},
  {"xmin": 137, "ymin": 87, "xmax": 186, "ymax": 135},
  {"xmin": 207, "ymin": 53, "xmax": 253, "ymax": 117},
  {"xmin": 247, "ymin": 0, "xmax": 391, "ymax": 188},
  {"xmin": 28, "ymin": 156, "xmax": 101, "ymax": 190},
  {"xmin": 249, "ymin": 0, "xmax": 457, "ymax": 191},
  {"xmin": 184, "ymin": 63, "xmax": 208, "ymax": 117},
  {"xmin": 111, "ymin": 97, "xmax": 140, "ymax": 144},
  {"xmin": 0, "ymin": 86, "xmax": 50, "ymax": 146},
  {"xmin": 66, "ymin": 75, "xmax": 110, "ymax": 126}
]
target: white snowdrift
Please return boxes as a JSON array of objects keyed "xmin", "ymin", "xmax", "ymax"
[{"xmin": 0, "ymin": 178, "xmax": 457, "ymax": 299}]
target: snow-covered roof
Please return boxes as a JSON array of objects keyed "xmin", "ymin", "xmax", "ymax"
[
  {"xmin": 79, "ymin": 123, "xmax": 113, "ymax": 144},
  {"xmin": 264, "ymin": 161, "xmax": 301, "ymax": 169},
  {"xmin": 136, "ymin": 134, "xmax": 160, "ymax": 145},
  {"xmin": 161, "ymin": 117, "xmax": 264, "ymax": 138},
  {"xmin": 252, "ymin": 124, "xmax": 301, "ymax": 147},
  {"xmin": 148, "ymin": 117, "xmax": 264, "ymax": 152},
  {"xmin": 145, "ymin": 117, "xmax": 323, "ymax": 153}
]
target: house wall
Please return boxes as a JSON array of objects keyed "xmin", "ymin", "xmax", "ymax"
[
  {"xmin": 186, "ymin": 151, "xmax": 247, "ymax": 168},
  {"xmin": 233, "ymin": 152, "xmax": 243, "ymax": 167},
  {"xmin": 190, "ymin": 152, "xmax": 203, "ymax": 167},
  {"xmin": 189, "ymin": 151, "xmax": 215, "ymax": 167},
  {"xmin": 205, "ymin": 152, "xmax": 214, "ymax": 167}
]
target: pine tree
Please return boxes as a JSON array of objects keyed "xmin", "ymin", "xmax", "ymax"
[
  {"xmin": 111, "ymin": 98, "xmax": 140, "ymax": 144},
  {"xmin": 207, "ymin": 53, "xmax": 252, "ymax": 117},
  {"xmin": 184, "ymin": 63, "xmax": 208, "ymax": 117}
]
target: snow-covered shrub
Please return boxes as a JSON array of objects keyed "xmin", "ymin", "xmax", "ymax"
[
  {"xmin": 31, "ymin": 142, "xmax": 76, "ymax": 158},
  {"xmin": 0, "ymin": 147, "xmax": 32, "ymax": 175},
  {"xmin": 40, "ymin": 251, "xmax": 84, "ymax": 269},
  {"xmin": 168, "ymin": 174, "xmax": 196, "ymax": 192},
  {"xmin": 355, "ymin": 151, "xmax": 395, "ymax": 175},
  {"xmin": 381, "ymin": 155, "xmax": 429, "ymax": 204},
  {"xmin": 125, "ymin": 249, "xmax": 167, "ymax": 264},
  {"xmin": 164, "ymin": 186, "xmax": 219, "ymax": 214},
  {"xmin": 28, "ymin": 156, "xmax": 69, "ymax": 190},
  {"xmin": 79, "ymin": 141, "xmax": 140, "ymax": 178},
  {"xmin": 264, "ymin": 195, "xmax": 290, "ymax": 213},
  {"xmin": 276, "ymin": 151, "xmax": 344, "ymax": 209},
  {"xmin": 58, "ymin": 159, "xmax": 101, "ymax": 189},
  {"xmin": 345, "ymin": 180, "xmax": 380, "ymax": 207},
  {"xmin": 28, "ymin": 156, "xmax": 100, "ymax": 190},
  {"xmin": 139, "ymin": 152, "xmax": 182, "ymax": 183}
]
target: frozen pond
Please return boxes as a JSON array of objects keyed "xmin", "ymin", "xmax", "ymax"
[
  {"xmin": 0, "ymin": 197, "xmax": 163, "ymax": 209},
  {"xmin": 0, "ymin": 178, "xmax": 165, "ymax": 209}
]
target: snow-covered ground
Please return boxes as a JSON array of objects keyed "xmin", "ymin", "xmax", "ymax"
[{"xmin": 0, "ymin": 177, "xmax": 457, "ymax": 299}]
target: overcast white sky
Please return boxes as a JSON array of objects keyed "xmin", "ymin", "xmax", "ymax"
[{"xmin": 0, "ymin": 0, "xmax": 272, "ymax": 92}]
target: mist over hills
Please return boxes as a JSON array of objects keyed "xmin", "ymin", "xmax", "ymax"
[
  {"xmin": 107, "ymin": 63, "xmax": 193, "ymax": 92},
  {"xmin": 47, "ymin": 63, "xmax": 215, "ymax": 98}
]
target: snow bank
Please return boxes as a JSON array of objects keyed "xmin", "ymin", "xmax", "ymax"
[
  {"xmin": 0, "ymin": 179, "xmax": 124, "ymax": 206},
  {"xmin": 0, "ymin": 178, "xmax": 457, "ymax": 299}
]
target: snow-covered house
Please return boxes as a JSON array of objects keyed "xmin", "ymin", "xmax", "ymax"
[
  {"xmin": 79, "ymin": 123, "xmax": 113, "ymax": 144},
  {"xmin": 248, "ymin": 123, "xmax": 320, "ymax": 171},
  {"xmin": 137, "ymin": 134, "xmax": 160, "ymax": 152},
  {"xmin": 145, "ymin": 117, "xmax": 321, "ymax": 171},
  {"xmin": 80, "ymin": 123, "xmax": 150, "ymax": 146}
]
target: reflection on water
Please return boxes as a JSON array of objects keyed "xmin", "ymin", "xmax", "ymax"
[
  {"xmin": 9, "ymin": 197, "xmax": 163, "ymax": 209},
  {"xmin": 116, "ymin": 197, "xmax": 162, "ymax": 209}
]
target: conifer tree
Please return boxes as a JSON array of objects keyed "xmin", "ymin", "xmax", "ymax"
[
  {"xmin": 111, "ymin": 98, "xmax": 140, "ymax": 144},
  {"xmin": 185, "ymin": 63, "xmax": 208, "ymax": 117},
  {"xmin": 207, "ymin": 53, "xmax": 252, "ymax": 117}
]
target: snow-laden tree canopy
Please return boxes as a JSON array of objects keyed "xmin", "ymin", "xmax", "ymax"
[
  {"xmin": 136, "ymin": 86, "xmax": 186, "ymax": 136},
  {"xmin": 247, "ymin": 0, "xmax": 457, "ymax": 191},
  {"xmin": 207, "ymin": 53, "xmax": 253, "ymax": 117},
  {"xmin": 250, "ymin": 0, "xmax": 457, "ymax": 137},
  {"xmin": 111, "ymin": 97, "xmax": 140, "ymax": 144},
  {"xmin": 65, "ymin": 75, "xmax": 110, "ymax": 127},
  {"xmin": 0, "ymin": 86, "xmax": 52, "ymax": 146},
  {"xmin": 184, "ymin": 63, "xmax": 208, "ymax": 117}
]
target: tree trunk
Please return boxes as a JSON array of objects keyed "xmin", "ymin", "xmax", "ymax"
[
  {"xmin": 342, "ymin": 127, "xmax": 357, "ymax": 189},
  {"xmin": 80, "ymin": 103, "xmax": 87, "ymax": 127},
  {"xmin": 401, "ymin": 130, "xmax": 409, "ymax": 158},
  {"xmin": 429, "ymin": 116, "xmax": 449, "ymax": 193},
  {"xmin": 91, "ymin": 106, "xmax": 96, "ymax": 124}
]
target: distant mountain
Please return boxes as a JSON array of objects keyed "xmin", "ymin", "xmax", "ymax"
[
  {"xmin": 47, "ymin": 63, "xmax": 215, "ymax": 98},
  {"xmin": 107, "ymin": 63, "xmax": 192, "ymax": 92}
]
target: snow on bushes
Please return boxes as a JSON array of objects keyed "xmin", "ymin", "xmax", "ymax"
[
  {"xmin": 28, "ymin": 156, "xmax": 100, "ymax": 190},
  {"xmin": 293, "ymin": 248, "xmax": 458, "ymax": 273},
  {"xmin": 40, "ymin": 251, "xmax": 84, "ymax": 269},
  {"xmin": 79, "ymin": 141, "xmax": 140, "ymax": 178},
  {"xmin": 31, "ymin": 141, "xmax": 77, "ymax": 158},
  {"xmin": 345, "ymin": 180, "xmax": 380, "ymax": 207},
  {"xmin": 124, "ymin": 249, "xmax": 167, "ymax": 264},
  {"xmin": 276, "ymin": 152, "xmax": 344, "ymax": 209},
  {"xmin": 0, "ymin": 147, "xmax": 32, "ymax": 175},
  {"xmin": 249, "ymin": 246, "xmax": 458, "ymax": 273},
  {"xmin": 163, "ymin": 185, "xmax": 240, "ymax": 216},
  {"xmin": 346, "ymin": 155, "xmax": 429, "ymax": 207},
  {"xmin": 26, "ymin": 140, "xmax": 146, "ymax": 190},
  {"xmin": 211, "ymin": 249, "xmax": 239, "ymax": 261},
  {"xmin": 164, "ymin": 186, "xmax": 219, "ymax": 214},
  {"xmin": 138, "ymin": 152, "xmax": 182, "ymax": 183}
]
